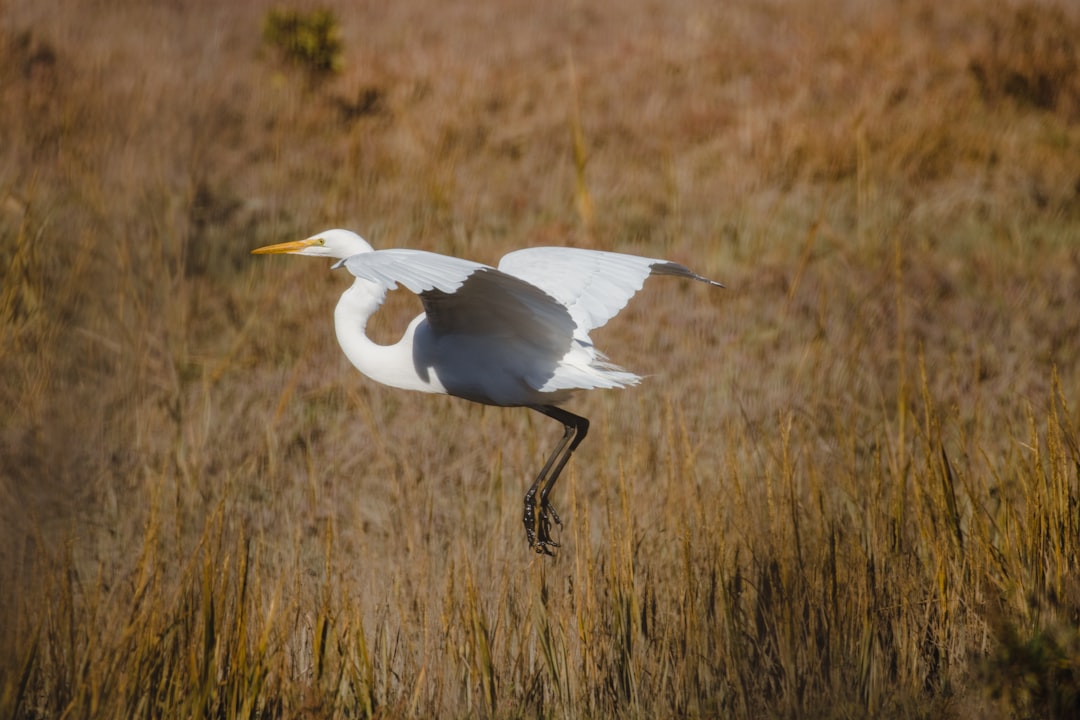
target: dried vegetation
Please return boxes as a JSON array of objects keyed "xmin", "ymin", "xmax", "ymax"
[{"xmin": 2, "ymin": 0, "xmax": 1080, "ymax": 717}]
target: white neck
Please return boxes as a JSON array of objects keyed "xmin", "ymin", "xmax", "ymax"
[{"xmin": 333, "ymin": 278, "xmax": 445, "ymax": 394}]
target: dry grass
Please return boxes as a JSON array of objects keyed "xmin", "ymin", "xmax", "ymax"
[{"xmin": 2, "ymin": 0, "xmax": 1080, "ymax": 717}]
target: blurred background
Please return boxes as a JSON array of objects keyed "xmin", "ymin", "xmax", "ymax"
[{"xmin": 2, "ymin": 1, "xmax": 1079, "ymax": 717}]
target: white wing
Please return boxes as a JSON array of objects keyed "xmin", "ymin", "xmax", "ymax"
[
  {"xmin": 338, "ymin": 249, "xmax": 488, "ymax": 296},
  {"xmin": 497, "ymin": 247, "xmax": 722, "ymax": 333},
  {"xmin": 340, "ymin": 249, "xmax": 578, "ymax": 396},
  {"xmin": 341, "ymin": 250, "xmax": 572, "ymax": 341}
]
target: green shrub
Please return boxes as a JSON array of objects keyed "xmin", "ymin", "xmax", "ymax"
[{"xmin": 262, "ymin": 7, "xmax": 343, "ymax": 77}]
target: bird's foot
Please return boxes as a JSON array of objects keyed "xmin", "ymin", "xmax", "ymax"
[
  {"xmin": 523, "ymin": 496, "xmax": 562, "ymax": 555},
  {"xmin": 535, "ymin": 500, "xmax": 562, "ymax": 555}
]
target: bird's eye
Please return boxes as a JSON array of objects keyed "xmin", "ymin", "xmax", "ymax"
[{"xmin": 318, "ymin": 238, "xmax": 326, "ymax": 246}]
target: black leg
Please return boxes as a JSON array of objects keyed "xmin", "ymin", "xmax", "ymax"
[
  {"xmin": 523, "ymin": 405, "xmax": 590, "ymax": 554},
  {"xmin": 522, "ymin": 424, "xmax": 572, "ymax": 551}
]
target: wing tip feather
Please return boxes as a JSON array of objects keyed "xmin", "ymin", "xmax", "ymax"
[{"xmin": 650, "ymin": 261, "xmax": 725, "ymax": 288}]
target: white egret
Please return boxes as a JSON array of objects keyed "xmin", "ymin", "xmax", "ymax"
[{"xmin": 253, "ymin": 229, "xmax": 722, "ymax": 554}]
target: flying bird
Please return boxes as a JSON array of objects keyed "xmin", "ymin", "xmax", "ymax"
[{"xmin": 253, "ymin": 229, "xmax": 722, "ymax": 554}]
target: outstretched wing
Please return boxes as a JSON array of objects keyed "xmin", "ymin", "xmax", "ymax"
[
  {"xmin": 340, "ymin": 248, "xmax": 576, "ymax": 364},
  {"xmin": 497, "ymin": 247, "xmax": 722, "ymax": 333},
  {"xmin": 338, "ymin": 249, "xmax": 488, "ymax": 296}
]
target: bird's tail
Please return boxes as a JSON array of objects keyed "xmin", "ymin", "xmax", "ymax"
[{"xmin": 537, "ymin": 343, "xmax": 642, "ymax": 393}]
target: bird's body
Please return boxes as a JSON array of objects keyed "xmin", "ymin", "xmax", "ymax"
[{"xmin": 254, "ymin": 229, "xmax": 722, "ymax": 553}]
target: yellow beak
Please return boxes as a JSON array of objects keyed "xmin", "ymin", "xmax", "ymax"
[{"xmin": 251, "ymin": 238, "xmax": 322, "ymax": 255}]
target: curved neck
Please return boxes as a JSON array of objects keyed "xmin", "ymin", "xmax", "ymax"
[{"xmin": 334, "ymin": 278, "xmax": 444, "ymax": 394}]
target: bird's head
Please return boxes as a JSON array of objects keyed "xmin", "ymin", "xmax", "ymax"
[{"xmin": 251, "ymin": 229, "xmax": 374, "ymax": 260}]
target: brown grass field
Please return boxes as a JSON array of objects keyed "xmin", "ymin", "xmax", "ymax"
[{"xmin": 2, "ymin": 0, "xmax": 1080, "ymax": 717}]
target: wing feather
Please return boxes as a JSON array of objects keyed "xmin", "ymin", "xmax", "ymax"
[
  {"xmin": 341, "ymin": 249, "xmax": 482, "ymax": 295},
  {"xmin": 341, "ymin": 249, "xmax": 577, "ymax": 394},
  {"xmin": 498, "ymin": 247, "xmax": 721, "ymax": 333}
]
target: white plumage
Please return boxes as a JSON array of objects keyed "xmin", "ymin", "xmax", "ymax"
[{"xmin": 253, "ymin": 228, "xmax": 722, "ymax": 554}]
